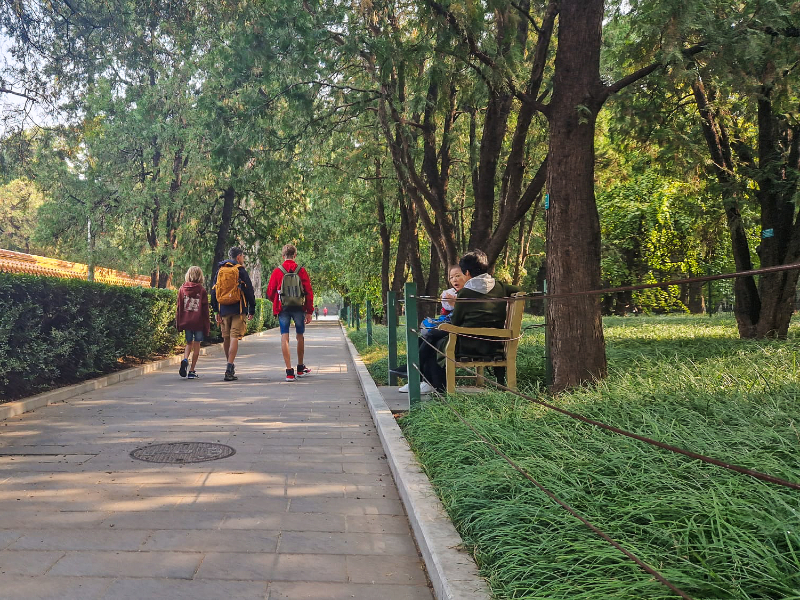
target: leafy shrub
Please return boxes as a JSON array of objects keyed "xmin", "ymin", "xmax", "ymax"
[{"xmin": 0, "ymin": 273, "xmax": 182, "ymax": 401}]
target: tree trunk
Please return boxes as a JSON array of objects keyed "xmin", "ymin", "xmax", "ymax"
[
  {"xmin": 391, "ymin": 187, "xmax": 411, "ymax": 319},
  {"xmin": 545, "ymin": 0, "xmax": 607, "ymax": 392},
  {"xmin": 512, "ymin": 217, "xmax": 526, "ymax": 285},
  {"xmin": 376, "ymin": 160, "xmax": 392, "ymax": 323},
  {"xmin": 405, "ymin": 196, "xmax": 426, "ymax": 293},
  {"xmin": 211, "ymin": 186, "xmax": 236, "ymax": 279},
  {"xmin": 145, "ymin": 147, "xmax": 161, "ymax": 287},
  {"xmin": 686, "ymin": 281, "xmax": 705, "ymax": 314},
  {"xmin": 391, "ymin": 187, "xmax": 410, "ymax": 293},
  {"xmin": 692, "ymin": 78, "xmax": 800, "ymax": 338},
  {"xmin": 157, "ymin": 148, "xmax": 185, "ymax": 289},
  {"xmin": 422, "ymin": 247, "xmax": 441, "ymax": 320},
  {"xmin": 371, "ymin": 2, "xmax": 555, "ymax": 273},
  {"xmin": 752, "ymin": 90, "xmax": 800, "ymax": 337},
  {"xmin": 755, "ymin": 270, "xmax": 800, "ymax": 337}
]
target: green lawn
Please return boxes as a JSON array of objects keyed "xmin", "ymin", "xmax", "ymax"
[{"xmin": 347, "ymin": 314, "xmax": 800, "ymax": 599}]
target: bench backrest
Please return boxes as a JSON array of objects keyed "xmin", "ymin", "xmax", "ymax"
[{"xmin": 504, "ymin": 292, "xmax": 526, "ymax": 356}]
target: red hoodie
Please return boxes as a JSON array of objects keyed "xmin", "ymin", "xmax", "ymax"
[
  {"xmin": 176, "ymin": 282, "xmax": 210, "ymax": 336},
  {"xmin": 266, "ymin": 260, "xmax": 314, "ymax": 315}
]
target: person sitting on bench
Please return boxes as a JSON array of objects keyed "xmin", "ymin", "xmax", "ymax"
[{"xmin": 407, "ymin": 249, "xmax": 521, "ymax": 394}]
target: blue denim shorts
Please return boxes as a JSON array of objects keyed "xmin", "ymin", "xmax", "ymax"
[
  {"xmin": 185, "ymin": 330, "xmax": 205, "ymax": 343},
  {"xmin": 279, "ymin": 309, "xmax": 306, "ymax": 335}
]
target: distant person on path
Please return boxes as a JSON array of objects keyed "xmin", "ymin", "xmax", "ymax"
[
  {"xmin": 267, "ymin": 244, "xmax": 314, "ymax": 381},
  {"xmin": 323, "ymin": 307, "xmax": 328, "ymax": 317},
  {"xmin": 176, "ymin": 266, "xmax": 210, "ymax": 380},
  {"xmin": 211, "ymin": 247, "xmax": 256, "ymax": 381},
  {"xmin": 314, "ymin": 305, "xmax": 319, "ymax": 320}
]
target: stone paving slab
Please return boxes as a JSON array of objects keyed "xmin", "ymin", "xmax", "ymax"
[
  {"xmin": 0, "ymin": 575, "xmax": 114, "ymax": 600},
  {"xmin": 0, "ymin": 322, "xmax": 434, "ymax": 599},
  {"xmin": 103, "ymin": 578, "xmax": 269, "ymax": 600},
  {"xmin": 343, "ymin": 326, "xmax": 492, "ymax": 600},
  {"xmin": 267, "ymin": 581, "xmax": 433, "ymax": 600}
]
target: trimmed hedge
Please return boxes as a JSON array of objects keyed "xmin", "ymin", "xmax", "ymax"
[
  {"xmin": 0, "ymin": 273, "xmax": 180, "ymax": 401},
  {"xmin": 0, "ymin": 274, "xmax": 280, "ymax": 402}
]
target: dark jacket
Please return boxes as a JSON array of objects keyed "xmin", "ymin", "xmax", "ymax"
[
  {"xmin": 448, "ymin": 276, "xmax": 521, "ymax": 358},
  {"xmin": 210, "ymin": 260, "xmax": 257, "ymax": 317},
  {"xmin": 176, "ymin": 282, "xmax": 210, "ymax": 336}
]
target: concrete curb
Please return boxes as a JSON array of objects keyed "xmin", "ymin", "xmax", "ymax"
[
  {"xmin": 341, "ymin": 323, "xmax": 491, "ymax": 600},
  {"xmin": 0, "ymin": 328, "xmax": 273, "ymax": 421}
]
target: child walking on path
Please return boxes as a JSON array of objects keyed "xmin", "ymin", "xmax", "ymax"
[
  {"xmin": 266, "ymin": 244, "xmax": 314, "ymax": 382},
  {"xmin": 176, "ymin": 266, "xmax": 210, "ymax": 379}
]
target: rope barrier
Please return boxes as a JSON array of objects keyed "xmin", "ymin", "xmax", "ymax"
[{"xmin": 409, "ymin": 261, "xmax": 800, "ymax": 303}]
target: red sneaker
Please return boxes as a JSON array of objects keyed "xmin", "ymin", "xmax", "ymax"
[
  {"xmin": 285, "ymin": 368, "xmax": 296, "ymax": 382},
  {"xmin": 296, "ymin": 365, "xmax": 311, "ymax": 377}
]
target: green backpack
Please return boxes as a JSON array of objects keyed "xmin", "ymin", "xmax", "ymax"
[{"xmin": 278, "ymin": 265, "xmax": 305, "ymax": 308}]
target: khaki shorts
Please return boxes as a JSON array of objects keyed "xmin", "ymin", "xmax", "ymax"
[{"xmin": 220, "ymin": 314, "xmax": 246, "ymax": 339}]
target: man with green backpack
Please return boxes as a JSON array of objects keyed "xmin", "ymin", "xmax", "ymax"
[{"xmin": 266, "ymin": 244, "xmax": 314, "ymax": 381}]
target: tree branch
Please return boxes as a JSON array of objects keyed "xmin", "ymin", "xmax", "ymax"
[
  {"xmin": 424, "ymin": 0, "xmax": 497, "ymax": 70},
  {"xmin": 601, "ymin": 43, "xmax": 706, "ymax": 103},
  {"xmin": 510, "ymin": 1, "xmax": 540, "ymax": 33},
  {"xmin": 0, "ymin": 87, "xmax": 38, "ymax": 102}
]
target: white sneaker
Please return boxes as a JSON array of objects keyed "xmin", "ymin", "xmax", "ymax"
[{"xmin": 399, "ymin": 382, "xmax": 436, "ymax": 394}]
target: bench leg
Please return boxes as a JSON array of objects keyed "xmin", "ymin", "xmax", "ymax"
[
  {"xmin": 476, "ymin": 366, "xmax": 485, "ymax": 388},
  {"xmin": 446, "ymin": 360, "xmax": 456, "ymax": 394},
  {"xmin": 507, "ymin": 362, "xmax": 517, "ymax": 391}
]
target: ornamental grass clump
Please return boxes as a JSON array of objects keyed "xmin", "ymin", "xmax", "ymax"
[{"xmin": 395, "ymin": 314, "xmax": 800, "ymax": 599}]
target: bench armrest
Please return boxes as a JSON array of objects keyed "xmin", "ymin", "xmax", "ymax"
[{"xmin": 438, "ymin": 324, "xmax": 513, "ymax": 338}]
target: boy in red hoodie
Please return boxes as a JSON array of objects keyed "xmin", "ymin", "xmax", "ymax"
[
  {"xmin": 266, "ymin": 244, "xmax": 314, "ymax": 381},
  {"xmin": 176, "ymin": 266, "xmax": 210, "ymax": 379}
]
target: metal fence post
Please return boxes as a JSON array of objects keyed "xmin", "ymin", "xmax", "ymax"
[
  {"xmin": 404, "ymin": 282, "xmax": 420, "ymax": 402},
  {"xmin": 355, "ymin": 304, "xmax": 360, "ymax": 330},
  {"xmin": 366, "ymin": 300, "xmax": 373, "ymax": 345},
  {"xmin": 387, "ymin": 291, "xmax": 399, "ymax": 386}
]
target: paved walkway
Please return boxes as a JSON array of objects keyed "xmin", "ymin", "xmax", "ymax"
[{"xmin": 0, "ymin": 321, "xmax": 433, "ymax": 600}]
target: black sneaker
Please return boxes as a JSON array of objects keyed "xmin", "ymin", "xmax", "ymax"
[
  {"xmin": 179, "ymin": 358, "xmax": 189, "ymax": 378},
  {"xmin": 187, "ymin": 371, "xmax": 199, "ymax": 379},
  {"xmin": 224, "ymin": 365, "xmax": 237, "ymax": 381},
  {"xmin": 296, "ymin": 364, "xmax": 310, "ymax": 377},
  {"xmin": 286, "ymin": 368, "xmax": 296, "ymax": 382}
]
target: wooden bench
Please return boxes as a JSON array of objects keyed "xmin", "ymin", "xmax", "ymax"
[{"xmin": 438, "ymin": 292, "xmax": 525, "ymax": 393}]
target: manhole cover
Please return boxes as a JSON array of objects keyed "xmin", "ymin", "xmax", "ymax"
[{"xmin": 130, "ymin": 442, "xmax": 235, "ymax": 464}]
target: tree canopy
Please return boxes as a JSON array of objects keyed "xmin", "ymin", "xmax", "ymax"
[{"xmin": 1, "ymin": 0, "xmax": 798, "ymax": 389}]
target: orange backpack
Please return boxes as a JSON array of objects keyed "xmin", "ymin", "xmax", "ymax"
[{"xmin": 214, "ymin": 262, "xmax": 245, "ymax": 306}]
